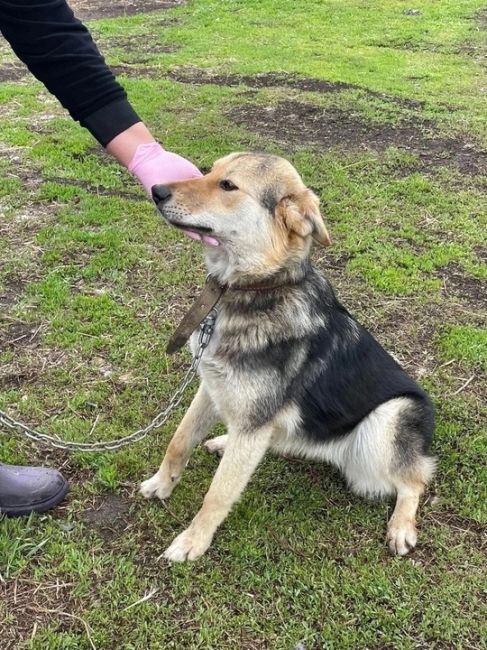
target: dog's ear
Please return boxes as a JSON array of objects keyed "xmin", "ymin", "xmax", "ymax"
[{"xmin": 277, "ymin": 190, "xmax": 331, "ymax": 246}]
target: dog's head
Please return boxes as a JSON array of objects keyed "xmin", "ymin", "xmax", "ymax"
[{"xmin": 152, "ymin": 152, "xmax": 331, "ymax": 284}]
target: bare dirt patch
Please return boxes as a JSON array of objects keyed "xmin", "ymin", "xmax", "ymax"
[
  {"xmin": 1, "ymin": 576, "xmax": 75, "ymax": 650},
  {"xmin": 110, "ymin": 63, "xmax": 163, "ymax": 79},
  {"xmin": 80, "ymin": 493, "xmax": 130, "ymax": 541},
  {"xmin": 69, "ymin": 0, "xmax": 185, "ymax": 20},
  {"xmin": 474, "ymin": 246, "xmax": 487, "ymax": 263},
  {"xmin": 0, "ymin": 366, "xmax": 39, "ymax": 389},
  {"xmin": 108, "ymin": 35, "xmax": 179, "ymax": 64},
  {"xmin": 436, "ymin": 263, "xmax": 486, "ymax": 307},
  {"xmin": 229, "ymin": 100, "xmax": 487, "ymax": 176},
  {"xmin": 167, "ymin": 68, "xmax": 425, "ymax": 110},
  {"xmin": 424, "ymin": 508, "xmax": 487, "ymax": 539},
  {"xmin": 0, "ymin": 344, "xmax": 69, "ymax": 389},
  {"xmin": 0, "ymin": 63, "xmax": 28, "ymax": 83},
  {"xmin": 0, "ymin": 274, "xmax": 26, "ymax": 308},
  {"xmin": 0, "ymin": 322, "xmax": 41, "ymax": 349}
]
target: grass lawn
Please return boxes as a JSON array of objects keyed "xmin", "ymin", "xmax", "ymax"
[{"xmin": 1, "ymin": 1, "xmax": 486, "ymax": 648}]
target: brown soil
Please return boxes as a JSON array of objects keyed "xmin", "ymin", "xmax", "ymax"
[
  {"xmin": 0, "ymin": 322, "xmax": 41, "ymax": 349},
  {"xmin": 69, "ymin": 0, "xmax": 185, "ymax": 20},
  {"xmin": 474, "ymin": 245, "xmax": 487, "ymax": 263},
  {"xmin": 477, "ymin": 8, "xmax": 487, "ymax": 28},
  {"xmin": 0, "ymin": 63, "xmax": 28, "ymax": 82},
  {"xmin": 80, "ymin": 493, "xmax": 130, "ymax": 540},
  {"xmin": 436, "ymin": 263, "xmax": 487, "ymax": 306},
  {"xmin": 112, "ymin": 47, "xmax": 178, "ymax": 66},
  {"xmin": 423, "ymin": 508, "xmax": 487, "ymax": 539},
  {"xmin": 0, "ymin": 275, "xmax": 26, "ymax": 308},
  {"xmin": 1, "ymin": 577, "xmax": 75, "ymax": 650},
  {"xmin": 0, "ymin": 342, "xmax": 76, "ymax": 391},
  {"xmin": 0, "ymin": 367, "xmax": 39, "ymax": 389},
  {"xmin": 110, "ymin": 63, "xmax": 163, "ymax": 79},
  {"xmin": 229, "ymin": 100, "xmax": 487, "ymax": 176},
  {"xmin": 167, "ymin": 68, "xmax": 426, "ymax": 110}
]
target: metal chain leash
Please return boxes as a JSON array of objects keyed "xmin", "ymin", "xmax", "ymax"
[{"xmin": 0, "ymin": 311, "xmax": 217, "ymax": 452}]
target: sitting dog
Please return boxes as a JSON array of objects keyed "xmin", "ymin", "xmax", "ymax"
[{"xmin": 141, "ymin": 152, "xmax": 435, "ymax": 562}]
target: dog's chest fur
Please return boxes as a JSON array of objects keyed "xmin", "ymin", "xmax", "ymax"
[{"xmin": 190, "ymin": 280, "xmax": 315, "ymax": 426}]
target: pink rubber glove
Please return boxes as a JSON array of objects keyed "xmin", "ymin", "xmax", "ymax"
[{"xmin": 128, "ymin": 142, "xmax": 202, "ymax": 194}]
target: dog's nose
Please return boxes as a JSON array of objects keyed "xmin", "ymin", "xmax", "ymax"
[{"xmin": 151, "ymin": 184, "xmax": 172, "ymax": 205}]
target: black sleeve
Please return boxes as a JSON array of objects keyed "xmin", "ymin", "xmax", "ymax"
[{"xmin": 0, "ymin": 0, "xmax": 141, "ymax": 146}]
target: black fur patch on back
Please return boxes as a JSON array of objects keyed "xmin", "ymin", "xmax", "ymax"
[
  {"xmin": 291, "ymin": 277, "xmax": 434, "ymax": 446},
  {"xmin": 219, "ymin": 266, "xmax": 434, "ymax": 450}
]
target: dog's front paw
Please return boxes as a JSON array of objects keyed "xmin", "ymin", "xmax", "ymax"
[
  {"xmin": 163, "ymin": 527, "xmax": 212, "ymax": 562},
  {"xmin": 139, "ymin": 471, "xmax": 175, "ymax": 501},
  {"xmin": 387, "ymin": 519, "xmax": 417, "ymax": 556}
]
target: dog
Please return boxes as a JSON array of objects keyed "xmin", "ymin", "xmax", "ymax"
[{"xmin": 140, "ymin": 152, "xmax": 435, "ymax": 562}]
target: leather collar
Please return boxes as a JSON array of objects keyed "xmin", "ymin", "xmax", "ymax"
[
  {"xmin": 230, "ymin": 279, "xmax": 292, "ymax": 292},
  {"xmin": 166, "ymin": 276, "xmax": 226, "ymax": 354},
  {"xmin": 166, "ymin": 275, "xmax": 296, "ymax": 354}
]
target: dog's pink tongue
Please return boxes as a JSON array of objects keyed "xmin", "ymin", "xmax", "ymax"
[
  {"xmin": 202, "ymin": 235, "xmax": 220, "ymax": 247},
  {"xmin": 184, "ymin": 230, "xmax": 202, "ymax": 241},
  {"xmin": 183, "ymin": 230, "xmax": 220, "ymax": 247}
]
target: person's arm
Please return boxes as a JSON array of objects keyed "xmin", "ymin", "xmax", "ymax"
[{"xmin": 0, "ymin": 0, "xmax": 201, "ymax": 191}]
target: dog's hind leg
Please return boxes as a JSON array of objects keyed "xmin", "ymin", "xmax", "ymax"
[
  {"xmin": 387, "ymin": 479, "xmax": 423, "ymax": 556},
  {"xmin": 204, "ymin": 434, "xmax": 228, "ymax": 456},
  {"xmin": 387, "ymin": 455, "xmax": 435, "ymax": 556},
  {"xmin": 387, "ymin": 397, "xmax": 435, "ymax": 555},
  {"xmin": 140, "ymin": 384, "xmax": 218, "ymax": 501},
  {"xmin": 342, "ymin": 397, "xmax": 435, "ymax": 555},
  {"xmin": 164, "ymin": 425, "xmax": 273, "ymax": 562}
]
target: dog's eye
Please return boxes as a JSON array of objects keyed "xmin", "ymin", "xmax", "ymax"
[{"xmin": 219, "ymin": 179, "xmax": 239, "ymax": 191}]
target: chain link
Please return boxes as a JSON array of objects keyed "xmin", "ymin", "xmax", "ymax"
[{"xmin": 0, "ymin": 311, "xmax": 217, "ymax": 452}]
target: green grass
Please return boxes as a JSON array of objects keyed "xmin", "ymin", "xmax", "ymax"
[
  {"xmin": 1, "ymin": 1, "xmax": 486, "ymax": 648},
  {"xmin": 439, "ymin": 325, "xmax": 487, "ymax": 371}
]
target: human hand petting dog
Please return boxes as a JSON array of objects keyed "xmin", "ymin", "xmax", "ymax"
[
  {"xmin": 105, "ymin": 123, "xmax": 202, "ymax": 193},
  {"xmin": 128, "ymin": 143, "xmax": 202, "ymax": 193}
]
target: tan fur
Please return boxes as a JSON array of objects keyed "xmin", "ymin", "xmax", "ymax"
[
  {"xmin": 140, "ymin": 386, "xmax": 218, "ymax": 501},
  {"xmin": 276, "ymin": 190, "xmax": 331, "ymax": 247},
  {"xmin": 163, "ymin": 424, "xmax": 274, "ymax": 562}
]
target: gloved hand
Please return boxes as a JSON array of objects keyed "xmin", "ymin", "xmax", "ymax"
[{"xmin": 128, "ymin": 142, "xmax": 202, "ymax": 194}]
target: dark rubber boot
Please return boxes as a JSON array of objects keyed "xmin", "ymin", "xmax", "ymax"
[{"xmin": 0, "ymin": 463, "xmax": 69, "ymax": 516}]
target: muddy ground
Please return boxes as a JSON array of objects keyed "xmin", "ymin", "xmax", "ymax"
[{"xmin": 69, "ymin": 0, "xmax": 185, "ymax": 20}]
